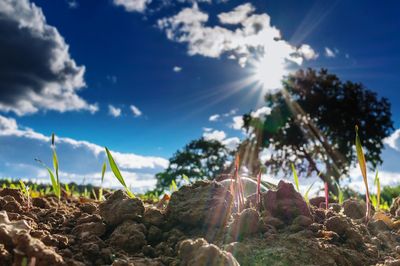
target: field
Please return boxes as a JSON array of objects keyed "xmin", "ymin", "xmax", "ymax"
[{"xmin": 1, "ymin": 176, "xmax": 400, "ymax": 266}]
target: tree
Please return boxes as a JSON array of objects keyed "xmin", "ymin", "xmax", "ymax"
[
  {"xmin": 242, "ymin": 68, "xmax": 394, "ymax": 191},
  {"xmin": 153, "ymin": 137, "xmax": 230, "ymax": 194}
]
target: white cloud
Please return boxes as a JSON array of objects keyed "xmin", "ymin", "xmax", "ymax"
[
  {"xmin": 251, "ymin": 106, "xmax": 271, "ymax": 118},
  {"xmin": 203, "ymin": 129, "xmax": 226, "ymax": 142},
  {"xmin": 324, "ymin": 47, "xmax": 336, "ymax": 58},
  {"xmin": 202, "ymin": 129, "xmax": 240, "ymax": 151},
  {"xmin": 173, "ymin": 66, "xmax": 182, "ymax": 72},
  {"xmin": 113, "ymin": 0, "xmax": 151, "ymax": 13},
  {"xmin": 108, "ymin": 105, "xmax": 122, "ymax": 117},
  {"xmin": 217, "ymin": 3, "xmax": 255, "ymax": 25},
  {"xmin": 0, "ymin": 115, "xmax": 168, "ymax": 192},
  {"xmin": 66, "ymin": 0, "xmax": 78, "ymax": 8},
  {"xmin": 384, "ymin": 129, "xmax": 400, "ymax": 152},
  {"xmin": 209, "ymin": 114, "xmax": 220, "ymax": 122},
  {"xmin": 231, "ymin": 116, "xmax": 244, "ymax": 130},
  {"xmin": 157, "ymin": 3, "xmax": 316, "ymax": 90},
  {"xmin": 130, "ymin": 105, "xmax": 142, "ymax": 117},
  {"xmin": 297, "ymin": 44, "xmax": 318, "ymax": 60},
  {"xmin": 0, "ymin": 0, "xmax": 97, "ymax": 115}
]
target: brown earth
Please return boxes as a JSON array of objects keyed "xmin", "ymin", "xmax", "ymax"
[{"xmin": 0, "ymin": 181, "xmax": 400, "ymax": 266}]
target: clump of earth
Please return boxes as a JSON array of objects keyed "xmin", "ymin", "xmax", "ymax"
[{"xmin": 1, "ymin": 180, "xmax": 400, "ymax": 266}]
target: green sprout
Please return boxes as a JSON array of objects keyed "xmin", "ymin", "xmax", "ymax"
[
  {"xmin": 19, "ymin": 180, "xmax": 30, "ymax": 209},
  {"xmin": 35, "ymin": 133, "xmax": 61, "ymax": 205},
  {"xmin": 333, "ymin": 180, "xmax": 344, "ymax": 205},
  {"xmin": 304, "ymin": 181, "xmax": 315, "ymax": 207},
  {"xmin": 182, "ymin": 174, "xmax": 190, "ymax": 184},
  {"xmin": 291, "ymin": 163, "xmax": 300, "ymax": 192},
  {"xmin": 105, "ymin": 147, "xmax": 135, "ymax": 198},
  {"xmin": 374, "ymin": 170, "xmax": 381, "ymax": 210},
  {"xmin": 355, "ymin": 125, "xmax": 370, "ymax": 220},
  {"xmin": 98, "ymin": 161, "xmax": 107, "ymax": 201},
  {"xmin": 170, "ymin": 180, "xmax": 178, "ymax": 192}
]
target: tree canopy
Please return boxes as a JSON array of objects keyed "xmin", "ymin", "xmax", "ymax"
[
  {"xmin": 243, "ymin": 68, "xmax": 394, "ymax": 188},
  {"xmin": 153, "ymin": 137, "xmax": 229, "ymax": 193}
]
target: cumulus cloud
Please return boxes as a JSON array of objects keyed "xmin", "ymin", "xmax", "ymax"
[
  {"xmin": 297, "ymin": 44, "xmax": 318, "ymax": 60},
  {"xmin": 113, "ymin": 0, "xmax": 151, "ymax": 13},
  {"xmin": 203, "ymin": 129, "xmax": 226, "ymax": 142},
  {"xmin": 217, "ymin": 3, "xmax": 255, "ymax": 24},
  {"xmin": 157, "ymin": 3, "xmax": 317, "ymax": 89},
  {"xmin": 231, "ymin": 116, "xmax": 244, "ymax": 130},
  {"xmin": 209, "ymin": 114, "xmax": 220, "ymax": 121},
  {"xmin": 108, "ymin": 105, "xmax": 122, "ymax": 117},
  {"xmin": 251, "ymin": 106, "xmax": 271, "ymax": 118},
  {"xmin": 130, "ymin": 105, "xmax": 142, "ymax": 117},
  {"xmin": 0, "ymin": 115, "xmax": 168, "ymax": 192},
  {"xmin": 324, "ymin": 47, "xmax": 337, "ymax": 58},
  {"xmin": 173, "ymin": 66, "xmax": 182, "ymax": 72},
  {"xmin": 384, "ymin": 129, "xmax": 400, "ymax": 152},
  {"xmin": 202, "ymin": 129, "xmax": 240, "ymax": 151},
  {"xmin": 0, "ymin": 0, "xmax": 97, "ymax": 116}
]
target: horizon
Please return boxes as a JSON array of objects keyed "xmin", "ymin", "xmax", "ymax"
[{"xmin": 0, "ymin": 0, "xmax": 399, "ymax": 194}]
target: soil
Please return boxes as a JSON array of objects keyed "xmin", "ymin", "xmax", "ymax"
[{"xmin": 0, "ymin": 181, "xmax": 400, "ymax": 266}]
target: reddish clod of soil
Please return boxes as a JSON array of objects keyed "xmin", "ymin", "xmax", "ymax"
[{"xmin": 0, "ymin": 180, "xmax": 400, "ymax": 265}]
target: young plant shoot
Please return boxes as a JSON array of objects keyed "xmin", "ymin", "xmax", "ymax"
[
  {"xmin": 355, "ymin": 125, "xmax": 371, "ymax": 221},
  {"xmin": 105, "ymin": 147, "xmax": 135, "ymax": 198}
]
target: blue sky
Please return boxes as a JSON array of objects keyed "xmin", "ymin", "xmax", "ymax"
[{"xmin": 0, "ymin": 0, "xmax": 399, "ymax": 192}]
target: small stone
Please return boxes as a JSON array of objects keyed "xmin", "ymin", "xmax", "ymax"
[
  {"xmin": 343, "ymin": 199, "xmax": 366, "ymax": 219},
  {"xmin": 228, "ymin": 208, "xmax": 260, "ymax": 240},
  {"xmin": 178, "ymin": 238, "xmax": 239, "ymax": 266},
  {"xmin": 109, "ymin": 220, "xmax": 147, "ymax": 253},
  {"xmin": 79, "ymin": 202, "xmax": 97, "ymax": 214},
  {"xmin": 99, "ymin": 190, "xmax": 144, "ymax": 226},
  {"xmin": 143, "ymin": 207, "xmax": 165, "ymax": 227},
  {"xmin": 72, "ymin": 222, "xmax": 106, "ymax": 238},
  {"xmin": 262, "ymin": 181, "xmax": 311, "ymax": 223},
  {"xmin": 292, "ymin": 215, "xmax": 313, "ymax": 228}
]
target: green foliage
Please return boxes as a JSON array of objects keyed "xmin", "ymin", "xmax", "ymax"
[
  {"xmin": 291, "ymin": 163, "xmax": 300, "ymax": 192},
  {"xmin": 105, "ymin": 147, "xmax": 135, "ymax": 198},
  {"xmin": 242, "ymin": 68, "xmax": 394, "ymax": 189},
  {"xmin": 153, "ymin": 137, "xmax": 229, "ymax": 193}
]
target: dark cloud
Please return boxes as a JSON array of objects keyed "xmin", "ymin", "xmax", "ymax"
[{"xmin": 0, "ymin": 0, "xmax": 97, "ymax": 115}]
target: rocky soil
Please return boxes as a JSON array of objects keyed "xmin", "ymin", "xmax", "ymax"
[{"xmin": 1, "ymin": 180, "xmax": 400, "ymax": 265}]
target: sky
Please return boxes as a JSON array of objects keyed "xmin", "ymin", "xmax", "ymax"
[{"xmin": 0, "ymin": 0, "xmax": 399, "ymax": 193}]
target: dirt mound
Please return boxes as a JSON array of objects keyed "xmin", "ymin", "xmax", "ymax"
[{"xmin": 0, "ymin": 181, "xmax": 399, "ymax": 265}]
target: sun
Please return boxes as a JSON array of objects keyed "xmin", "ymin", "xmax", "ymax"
[{"xmin": 251, "ymin": 53, "xmax": 289, "ymax": 93}]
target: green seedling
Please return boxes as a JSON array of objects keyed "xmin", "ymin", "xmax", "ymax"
[
  {"xmin": 65, "ymin": 183, "xmax": 70, "ymax": 197},
  {"xmin": 19, "ymin": 180, "xmax": 31, "ymax": 209},
  {"xmin": 105, "ymin": 147, "xmax": 135, "ymax": 198},
  {"xmin": 98, "ymin": 162, "xmax": 107, "ymax": 201},
  {"xmin": 374, "ymin": 170, "xmax": 381, "ymax": 210},
  {"xmin": 170, "ymin": 180, "xmax": 178, "ymax": 192},
  {"xmin": 182, "ymin": 174, "xmax": 190, "ymax": 184},
  {"xmin": 35, "ymin": 133, "xmax": 61, "ymax": 205},
  {"xmin": 333, "ymin": 180, "xmax": 344, "ymax": 205},
  {"xmin": 304, "ymin": 181, "xmax": 315, "ymax": 207},
  {"xmin": 291, "ymin": 163, "xmax": 300, "ymax": 192},
  {"xmin": 355, "ymin": 125, "xmax": 370, "ymax": 221}
]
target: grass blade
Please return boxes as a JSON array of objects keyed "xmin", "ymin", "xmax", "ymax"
[
  {"xmin": 291, "ymin": 163, "xmax": 300, "ymax": 192},
  {"xmin": 304, "ymin": 181, "xmax": 315, "ymax": 207},
  {"xmin": 99, "ymin": 161, "xmax": 107, "ymax": 201},
  {"xmin": 374, "ymin": 170, "xmax": 380, "ymax": 210},
  {"xmin": 105, "ymin": 147, "xmax": 135, "ymax": 198},
  {"xmin": 355, "ymin": 125, "xmax": 370, "ymax": 220}
]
